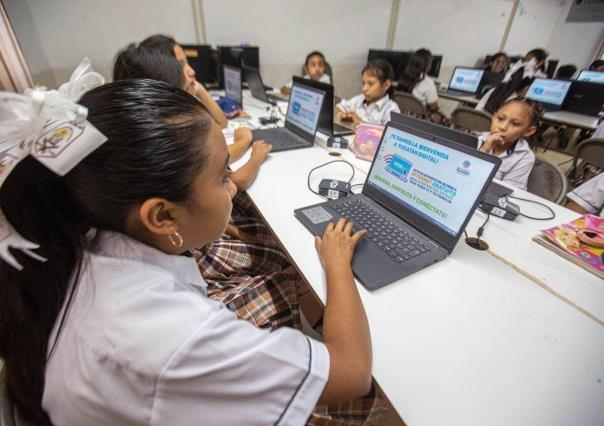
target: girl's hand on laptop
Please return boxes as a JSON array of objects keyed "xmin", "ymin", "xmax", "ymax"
[
  {"xmin": 250, "ymin": 141, "xmax": 272, "ymax": 165},
  {"xmin": 315, "ymin": 218, "xmax": 366, "ymax": 273}
]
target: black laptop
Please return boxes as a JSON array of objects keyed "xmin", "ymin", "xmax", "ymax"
[
  {"xmin": 295, "ymin": 121, "xmax": 501, "ymax": 289},
  {"xmin": 442, "ymin": 67, "xmax": 485, "ymax": 97},
  {"xmin": 292, "ymin": 76, "xmax": 354, "ymax": 136},
  {"xmin": 223, "ymin": 65, "xmax": 242, "ymax": 108},
  {"xmin": 525, "ymin": 78, "xmax": 572, "ymax": 111},
  {"xmin": 390, "ymin": 112, "xmax": 512, "ymax": 197},
  {"xmin": 563, "ymin": 80, "xmax": 604, "ymax": 117},
  {"xmin": 243, "ymin": 66, "xmax": 287, "ymax": 105},
  {"xmin": 251, "ymin": 82, "xmax": 325, "ymax": 152}
]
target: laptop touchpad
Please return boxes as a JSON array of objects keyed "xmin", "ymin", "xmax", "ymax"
[{"xmin": 301, "ymin": 206, "xmax": 333, "ymax": 224}]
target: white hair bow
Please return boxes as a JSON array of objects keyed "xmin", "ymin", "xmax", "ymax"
[{"xmin": 0, "ymin": 58, "xmax": 107, "ymax": 270}]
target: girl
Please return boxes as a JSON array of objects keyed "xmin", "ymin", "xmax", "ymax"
[
  {"xmin": 476, "ymin": 68, "xmax": 534, "ymax": 113},
  {"xmin": 485, "ymin": 52, "xmax": 509, "ymax": 74},
  {"xmin": 335, "ymin": 59, "xmax": 400, "ymax": 125},
  {"xmin": 113, "ymin": 44, "xmax": 302, "ymax": 331},
  {"xmin": 0, "ymin": 80, "xmax": 383, "ymax": 425},
  {"xmin": 397, "ymin": 49, "xmax": 441, "ymax": 115},
  {"xmin": 503, "ymin": 48, "xmax": 548, "ymax": 82},
  {"xmin": 281, "ymin": 50, "xmax": 332, "ymax": 95},
  {"xmin": 139, "ymin": 34, "xmax": 228, "ymax": 129},
  {"xmin": 478, "ymin": 97, "xmax": 542, "ymax": 190}
]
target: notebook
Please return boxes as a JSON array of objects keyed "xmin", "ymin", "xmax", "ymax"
[{"xmin": 352, "ymin": 123, "xmax": 384, "ymax": 161}]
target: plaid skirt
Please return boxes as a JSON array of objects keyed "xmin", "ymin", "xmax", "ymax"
[{"xmin": 308, "ymin": 385, "xmax": 389, "ymax": 426}]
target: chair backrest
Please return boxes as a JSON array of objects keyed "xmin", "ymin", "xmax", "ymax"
[
  {"xmin": 451, "ymin": 107, "xmax": 492, "ymax": 133},
  {"xmin": 392, "ymin": 91, "xmax": 427, "ymax": 118},
  {"xmin": 527, "ymin": 156, "xmax": 568, "ymax": 203},
  {"xmin": 573, "ymin": 138, "xmax": 604, "ymax": 170}
]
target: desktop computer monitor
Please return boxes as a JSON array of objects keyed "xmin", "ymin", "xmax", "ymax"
[
  {"xmin": 367, "ymin": 49, "xmax": 406, "ymax": 77},
  {"xmin": 180, "ymin": 44, "xmax": 219, "ymax": 86},
  {"xmin": 219, "ymin": 46, "xmax": 259, "ymax": 69},
  {"xmin": 563, "ymin": 81, "xmax": 604, "ymax": 116},
  {"xmin": 525, "ymin": 78, "xmax": 572, "ymax": 110},
  {"xmin": 577, "ymin": 70, "xmax": 604, "ymax": 84},
  {"xmin": 428, "ymin": 55, "xmax": 442, "ymax": 78}
]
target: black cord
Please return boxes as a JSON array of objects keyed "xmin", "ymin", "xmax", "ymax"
[
  {"xmin": 477, "ymin": 212, "xmax": 490, "ymax": 238},
  {"xmin": 349, "ymin": 183, "xmax": 365, "ymax": 194},
  {"xmin": 307, "ymin": 160, "xmax": 356, "ymax": 199},
  {"xmin": 505, "ymin": 194, "xmax": 556, "ymax": 220}
]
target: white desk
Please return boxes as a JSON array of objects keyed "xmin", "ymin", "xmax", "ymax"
[
  {"xmin": 437, "ymin": 90, "xmax": 480, "ymax": 106},
  {"xmin": 542, "ymin": 110, "xmax": 599, "ymax": 132},
  {"xmin": 230, "ymin": 91, "xmax": 604, "ymax": 425}
]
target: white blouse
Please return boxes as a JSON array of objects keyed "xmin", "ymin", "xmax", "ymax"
[
  {"xmin": 336, "ymin": 93, "xmax": 400, "ymax": 125},
  {"xmin": 42, "ymin": 231, "xmax": 329, "ymax": 426},
  {"xmin": 478, "ymin": 133, "xmax": 536, "ymax": 190},
  {"xmin": 567, "ymin": 173, "xmax": 604, "ymax": 216}
]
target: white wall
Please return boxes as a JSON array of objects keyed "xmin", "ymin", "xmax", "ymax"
[{"xmin": 203, "ymin": 0, "xmax": 392, "ymax": 99}]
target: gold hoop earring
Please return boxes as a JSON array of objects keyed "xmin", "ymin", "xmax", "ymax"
[{"xmin": 169, "ymin": 230, "xmax": 184, "ymax": 248}]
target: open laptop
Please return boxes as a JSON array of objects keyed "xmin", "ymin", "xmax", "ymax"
[
  {"xmin": 390, "ymin": 112, "xmax": 513, "ymax": 197},
  {"xmin": 295, "ymin": 121, "xmax": 501, "ymax": 289},
  {"xmin": 563, "ymin": 81, "xmax": 604, "ymax": 117},
  {"xmin": 223, "ymin": 65, "xmax": 243, "ymax": 108},
  {"xmin": 243, "ymin": 66, "xmax": 286, "ymax": 105},
  {"xmin": 525, "ymin": 78, "xmax": 572, "ymax": 111},
  {"xmin": 442, "ymin": 67, "xmax": 485, "ymax": 97},
  {"xmin": 251, "ymin": 82, "xmax": 326, "ymax": 152},
  {"xmin": 293, "ymin": 76, "xmax": 354, "ymax": 136},
  {"xmin": 577, "ymin": 70, "xmax": 604, "ymax": 84}
]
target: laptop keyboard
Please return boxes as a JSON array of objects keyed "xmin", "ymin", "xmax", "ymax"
[
  {"xmin": 331, "ymin": 199, "xmax": 430, "ymax": 263},
  {"xmin": 252, "ymin": 128, "xmax": 306, "ymax": 148}
]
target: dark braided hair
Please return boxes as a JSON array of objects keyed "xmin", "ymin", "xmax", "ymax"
[{"xmin": 495, "ymin": 97, "xmax": 544, "ymax": 152}]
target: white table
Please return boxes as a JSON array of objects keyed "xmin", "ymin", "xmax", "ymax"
[
  {"xmin": 437, "ymin": 90, "xmax": 480, "ymax": 106},
  {"xmin": 542, "ymin": 110, "xmax": 599, "ymax": 132},
  {"xmin": 228, "ymin": 91, "xmax": 604, "ymax": 426}
]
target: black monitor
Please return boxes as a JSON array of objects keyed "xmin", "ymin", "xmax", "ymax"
[
  {"xmin": 292, "ymin": 75, "xmax": 334, "ymax": 136},
  {"xmin": 367, "ymin": 49, "xmax": 410, "ymax": 77},
  {"xmin": 563, "ymin": 81, "xmax": 604, "ymax": 116},
  {"xmin": 219, "ymin": 46, "xmax": 259, "ymax": 69},
  {"xmin": 180, "ymin": 44, "xmax": 219, "ymax": 86},
  {"xmin": 428, "ymin": 55, "xmax": 442, "ymax": 78}
]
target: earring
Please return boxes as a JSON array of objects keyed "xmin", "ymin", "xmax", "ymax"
[{"xmin": 168, "ymin": 229, "xmax": 184, "ymax": 248}]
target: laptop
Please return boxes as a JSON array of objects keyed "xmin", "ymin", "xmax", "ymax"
[
  {"xmin": 243, "ymin": 66, "xmax": 286, "ymax": 105},
  {"xmin": 563, "ymin": 81, "xmax": 604, "ymax": 117},
  {"xmin": 223, "ymin": 65, "xmax": 243, "ymax": 108},
  {"xmin": 442, "ymin": 67, "xmax": 485, "ymax": 97},
  {"xmin": 525, "ymin": 78, "xmax": 572, "ymax": 111},
  {"xmin": 390, "ymin": 112, "xmax": 513, "ymax": 197},
  {"xmin": 251, "ymin": 82, "xmax": 326, "ymax": 152},
  {"xmin": 295, "ymin": 121, "xmax": 501, "ymax": 289},
  {"xmin": 576, "ymin": 70, "xmax": 604, "ymax": 84},
  {"xmin": 293, "ymin": 76, "xmax": 354, "ymax": 136}
]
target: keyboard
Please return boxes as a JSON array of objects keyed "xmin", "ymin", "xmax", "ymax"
[
  {"xmin": 331, "ymin": 199, "xmax": 430, "ymax": 263},
  {"xmin": 442, "ymin": 89, "xmax": 476, "ymax": 97},
  {"xmin": 333, "ymin": 122, "xmax": 354, "ymax": 134},
  {"xmin": 252, "ymin": 128, "xmax": 308, "ymax": 150}
]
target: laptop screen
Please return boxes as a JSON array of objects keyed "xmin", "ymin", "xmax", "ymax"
[
  {"xmin": 285, "ymin": 84, "xmax": 324, "ymax": 135},
  {"xmin": 525, "ymin": 78, "xmax": 571, "ymax": 106},
  {"xmin": 449, "ymin": 68, "xmax": 484, "ymax": 93},
  {"xmin": 577, "ymin": 70, "xmax": 604, "ymax": 84},
  {"xmin": 366, "ymin": 126, "xmax": 496, "ymax": 236},
  {"xmin": 224, "ymin": 66, "xmax": 242, "ymax": 105}
]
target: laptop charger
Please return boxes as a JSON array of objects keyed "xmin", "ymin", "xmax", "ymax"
[
  {"xmin": 479, "ymin": 193, "xmax": 519, "ymax": 221},
  {"xmin": 318, "ymin": 179, "xmax": 350, "ymax": 199},
  {"xmin": 326, "ymin": 136, "xmax": 348, "ymax": 149},
  {"xmin": 259, "ymin": 116, "xmax": 279, "ymax": 125}
]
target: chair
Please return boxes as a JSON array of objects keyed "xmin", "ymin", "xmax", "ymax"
[
  {"xmin": 392, "ymin": 91, "xmax": 427, "ymax": 119},
  {"xmin": 569, "ymin": 138, "xmax": 604, "ymax": 179},
  {"xmin": 526, "ymin": 156, "xmax": 568, "ymax": 203},
  {"xmin": 451, "ymin": 107, "xmax": 492, "ymax": 133}
]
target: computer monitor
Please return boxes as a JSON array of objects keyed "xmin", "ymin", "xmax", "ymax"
[
  {"xmin": 285, "ymin": 83, "xmax": 325, "ymax": 136},
  {"xmin": 577, "ymin": 70, "xmax": 604, "ymax": 84},
  {"xmin": 223, "ymin": 65, "xmax": 242, "ymax": 106},
  {"xmin": 390, "ymin": 112, "xmax": 478, "ymax": 149},
  {"xmin": 428, "ymin": 55, "xmax": 442, "ymax": 78},
  {"xmin": 180, "ymin": 44, "xmax": 219, "ymax": 86},
  {"xmin": 563, "ymin": 81, "xmax": 604, "ymax": 116},
  {"xmin": 447, "ymin": 67, "xmax": 485, "ymax": 94},
  {"xmin": 525, "ymin": 78, "xmax": 572, "ymax": 110},
  {"xmin": 292, "ymin": 76, "xmax": 334, "ymax": 135},
  {"xmin": 368, "ymin": 49, "xmax": 404, "ymax": 76},
  {"xmin": 219, "ymin": 46, "xmax": 259, "ymax": 68}
]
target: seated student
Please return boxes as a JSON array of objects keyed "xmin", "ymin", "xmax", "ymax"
[
  {"xmin": 281, "ymin": 50, "xmax": 332, "ymax": 95},
  {"xmin": 139, "ymin": 34, "xmax": 228, "ymax": 129},
  {"xmin": 503, "ymin": 48, "xmax": 548, "ymax": 81},
  {"xmin": 589, "ymin": 59, "xmax": 604, "ymax": 72},
  {"xmin": 335, "ymin": 58, "xmax": 399, "ymax": 125},
  {"xmin": 555, "ymin": 64, "xmax": 577, "ymax": 80},
  {"xmin": 476, "ymin": 67, "xmax": 534, "ymax": 113},
  {"xmin": 485, "ymin": 52, "xmax": 509, "ymax": 74},
  {"xmin": 113, "ymin": 45, "xmax": 302, "ymax": 331},
  {"xmin": 478, "ymin": 98, "xmax": 542, "ymax": 190},
  {"xmin": 567, "ymin": 172, "xmax": 604, "ymax": 216},
  {"xmin": 397, "ymin": 48, "xmax": 441, "ymax": 114}
]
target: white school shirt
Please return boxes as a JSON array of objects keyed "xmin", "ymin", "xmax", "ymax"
[
  {"xmin": 336, "ymin": 94, "xmax": 400, "ymax": 125},
  {"xmin": 567, "ymin": 173, "xmax": 604, "ymax": 216},
  {"xmin": 411, "ymin": 76, "xmax": 439, "ymax": 106},
  {"xmin": 286, "ymin": 73, "xmax": 331, "ymax": 88},
  {"xmin": 42, "ymin": 231, "xmax": 329, "ymax": 426},
  {"xmin": 478, "ymin": 132, "xmax": 536, "ymax": 190}
]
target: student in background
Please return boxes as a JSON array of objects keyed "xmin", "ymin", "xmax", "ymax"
[
  {"xmin": 478, "ymin": 98, "xmax": 542, "ymax": 190},
  {"xmin": 397, "ymin": 48, "xmax": 441, "ymax": 114},
  {"xmin": 476, "ymin": 67, "xmax": 534, "ymax": 113},
  {"xmin": 567, "ymin": 172, "xmax": 604, "ymax": 216},
  {"xmin": 555, "ymin": 64, "xmax": 577, "ymax": 80},
  {"xmin": 281, "ymin": 50, "xmax": 332, "ymax": 95},
  {"xmin": 335, "ymin": 58, "xmax": 400, "ymax": 125},
  {"xmin": 139, "ymin": 34, "xmax": 228, "ymax": 129},
  {"xmin": 504, "ymin": 48, "xmax": 548, "ymax": 81},
  {"xmin": 0, "ymin": 79, "xmax": 384, "ymax": 425},
  {"xmin": 589, "ymin": 59, "xmax": 604, "ymax": 72},
  {"xmin": 485, "ymin": 52, "xmax": 509, "ymax": 74}
]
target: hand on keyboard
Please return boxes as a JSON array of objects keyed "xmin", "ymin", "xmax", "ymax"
[{"xmin": 315, "ymin": 218, "xmax": 366, "ymax": 271}]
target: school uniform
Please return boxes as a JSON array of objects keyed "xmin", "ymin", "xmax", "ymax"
[
  {"xmin": 42, "ymin": 231, "xmax": 329, "ymax": 426},
  {"xmin": 475, "ymin": 88, "xmax": 517, "ymax": 112},
  {"xmin": 478, "ymin": 132, "xmax": 536, "ymax": 190},
  {"xmin": 566, "ymin": 172, "xmax": 604, "ymax": 216},
  {"xmin": 411, "ymin": 76, "xmax": 439, "ymax": 107},
  {"xmin": 336, "ymin": 94, "xmax": 400, "ymax": 125}
]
